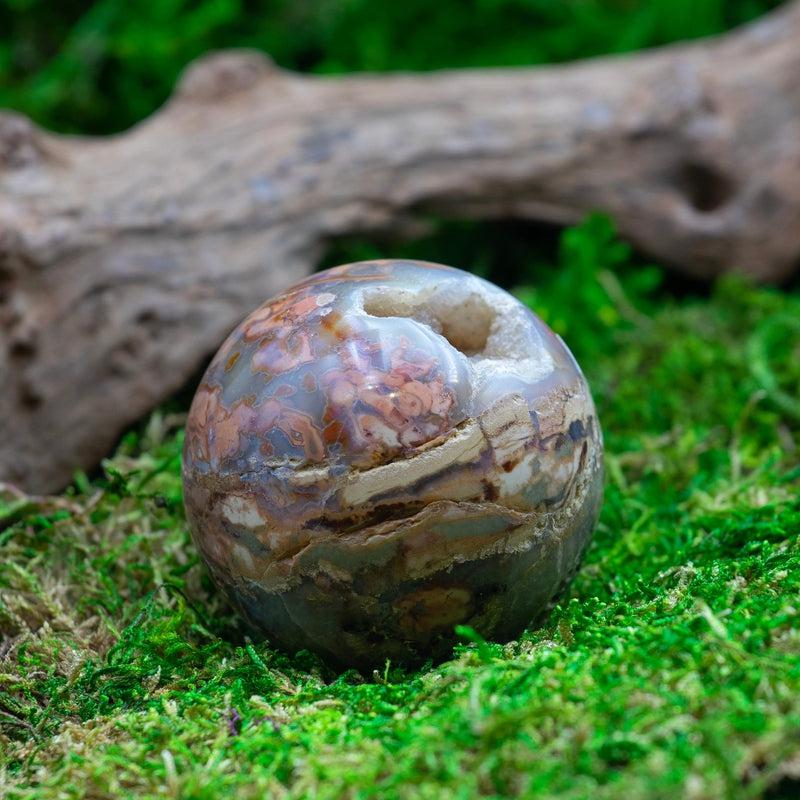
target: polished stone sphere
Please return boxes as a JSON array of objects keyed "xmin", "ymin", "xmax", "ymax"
[{"xmin": 183, "ymin": 260, "xmax": 603, "ymax": 668}]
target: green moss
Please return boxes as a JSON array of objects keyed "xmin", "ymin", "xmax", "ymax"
[{"xmin": 1, "ymin": 217, "xmax": 798, "ymax": 799}]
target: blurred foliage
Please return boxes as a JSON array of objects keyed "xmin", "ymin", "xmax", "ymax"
[{"xmin": 0, "ymin": 0, "xmax": 783, "ymax": 134}]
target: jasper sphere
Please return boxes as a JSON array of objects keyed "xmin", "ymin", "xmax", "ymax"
[{"xmin": 183, "ymin": 260, "xmax": 603, "ymax": 667}]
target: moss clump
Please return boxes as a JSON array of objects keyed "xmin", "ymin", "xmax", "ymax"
[{"xmin": 1, "ymin": 216, "xmax": 798, "ymax": 799}]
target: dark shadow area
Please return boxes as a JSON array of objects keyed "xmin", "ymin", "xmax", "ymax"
[
  {"xmin": 321, "ymin": 216, "xmax": 715, "ymax": 301},
  {"xmin": 764, "ymin": 775, "xmax": 800, "ymax": 799},
  {"xmin": 321, "ymin": 218, "xmax": 562, "ymax": 290}
]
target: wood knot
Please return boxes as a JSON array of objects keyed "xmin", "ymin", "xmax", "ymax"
[
  {"xmin": 0, "ymin": 112, "xmax": 45, "ymax": 170},
  {"xmin": 175, "ymin": 50, "xmax": 281, "ymax": 102}
]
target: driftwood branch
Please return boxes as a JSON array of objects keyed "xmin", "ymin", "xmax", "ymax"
[{"xmin": 1, "ymin": 2, "xmax": 799, "ymax": 492}]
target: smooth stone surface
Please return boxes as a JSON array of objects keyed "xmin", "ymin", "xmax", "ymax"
[{"xmin": 183, "ymin": 260, "xmax": 603, "ymax": 668}]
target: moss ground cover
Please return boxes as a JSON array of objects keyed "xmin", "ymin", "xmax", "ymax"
[{"xmin": 1, "ymin": 216, "xmax": 798, "ymax": 799}]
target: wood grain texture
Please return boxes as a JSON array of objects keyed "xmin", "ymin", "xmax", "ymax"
[{"xmin": 1, "ymin": 3, "xmax": 799, "ymax": 492}]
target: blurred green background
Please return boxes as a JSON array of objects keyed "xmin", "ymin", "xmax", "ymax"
[{"xmin": 0, "ymin": 0, "xmax": 782, "ymax": 136}]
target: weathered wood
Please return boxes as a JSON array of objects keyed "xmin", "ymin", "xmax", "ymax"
[{"xmin": 1, "ymin": 3, "xmax": 799, "ymax": 492}]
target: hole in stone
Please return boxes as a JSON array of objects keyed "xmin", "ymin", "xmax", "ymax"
[
  {"xmin": 676, "ymin": 162, "xmax": 736, "ymax": 213},
  {"xmin": 136, "ymin": 309, "xmax": 157, "ymax": 325},
  {"xmin": 362, "ymin": 286, "xmax": 494, "ymax": 356},
  {"xmin": 8, "ymin": 338, "xmax": 36, "ymax": 360},
  {"xmin": 18, "ymin": 381, "xmax": 43, "ymax": 411}
]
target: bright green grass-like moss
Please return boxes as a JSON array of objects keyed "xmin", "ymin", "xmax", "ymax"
[{"xmin": 1, "ymin": 218, "xmax": 798, "ymax": 799}]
